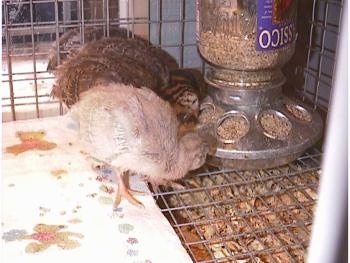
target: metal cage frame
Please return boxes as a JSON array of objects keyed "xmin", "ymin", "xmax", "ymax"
[{"xmin": 1, "ymin": 0, "xmax": 345, "ymax": 262}]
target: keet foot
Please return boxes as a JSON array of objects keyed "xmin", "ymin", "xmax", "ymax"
[{"xmin": 114, "ymin": 171, "xmax": 146, "ymax": 208}]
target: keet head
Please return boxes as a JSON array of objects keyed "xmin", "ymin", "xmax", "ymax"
[
  {"xmin": 180, "ymin": 131, "xmax": 210, "ymax": 171},
  {"xmin": 174, "ymin": 90, "xmax": 200, "ymax": 123}
]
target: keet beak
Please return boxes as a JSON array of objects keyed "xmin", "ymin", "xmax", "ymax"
[
  {"xmin": 178, "ymin": 112, "xmax": 197, "ymax": 123},
  {"xmin": 196, "ymin": 126, "xmax": 217, "ymax": 155}
]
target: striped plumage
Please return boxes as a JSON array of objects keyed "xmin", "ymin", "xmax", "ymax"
[
  {"xmin": 49, "ymin": 27, "xmax": 203, "ymax": 124},
  {"xmin": 163, "ymin": 68, "xmax": 206, "ymax": 123},
  {"xmin": 47, "ymin": 27, "xmax": 165, "ymax": 72},
  {"xmin": 51, "ymin": 36, "xmax": 171, "ymax": 108},
  {"xmin": 47, "ymin": 27, "xmax": 178, "ymax": 73}
]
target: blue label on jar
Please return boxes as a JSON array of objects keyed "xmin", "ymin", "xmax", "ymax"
[{"xmin": 256, "ymin": 0, "xmax": 297, "ymax": 51}]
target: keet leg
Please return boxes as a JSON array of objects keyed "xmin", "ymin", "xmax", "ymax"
[{"xmin": 114, "ymin": 170, "xmax": 145, "ymax": 208}]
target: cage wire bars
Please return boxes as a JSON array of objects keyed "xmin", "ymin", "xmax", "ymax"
[
  {"xmin": 1, "ymin": 0, "xmax": 344, "ymax": 262},
  {"xmin": 2, "ymin": 0, "xmax": 200, "ymax": 121},
  {"xmin": 152, "ymin": 0, "xmax": 342, "ymax": 262},
  {"xmin": 154, "ymin": 148, "xmax": 322, "ymax": 262}
]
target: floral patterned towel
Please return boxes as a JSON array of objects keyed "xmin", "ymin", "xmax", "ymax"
[{"xmin": 2, "ymin": 115, "xmax": 193, "ymax": 263}]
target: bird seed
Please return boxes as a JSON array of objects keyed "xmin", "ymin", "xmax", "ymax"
[
  {"xmin": 198, "ymin": 31, "xmax": 294, "ymax": 71},
  {"xmin": 217, "ymin": 114, "xmax": 249, "ymax": 142},
  {"xmin": 259, "ymin": 112, "xmax": 292, "ymax": 140},
  {"xmin": 285, "ymin": 104, "xmax": 312, "ymax": 122}
]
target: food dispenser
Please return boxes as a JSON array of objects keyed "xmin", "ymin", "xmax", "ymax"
[{"xmin": 196, "ymin": 0, "xmax": 323, "ymax": 169}]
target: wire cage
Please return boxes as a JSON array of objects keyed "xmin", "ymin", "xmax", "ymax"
[
  {"xmin": 1, "ymin": 0, "xmax": 345, "ymax": 262},
  {"xmin": 2, "ymin": 0, "xmax": 202, "ymax": 121}
]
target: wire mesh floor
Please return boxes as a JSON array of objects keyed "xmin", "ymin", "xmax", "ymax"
[{"xmin": 153, "ymin": 148, "xmax": 322, "ymax": 263}]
